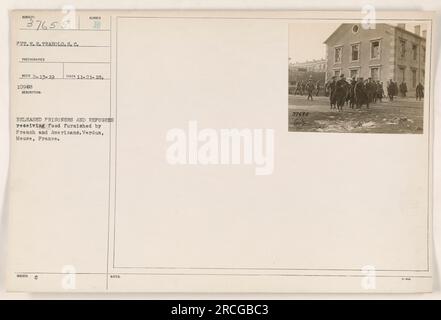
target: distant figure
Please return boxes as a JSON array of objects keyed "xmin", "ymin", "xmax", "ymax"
[
  {"xmin": 294, "ymin": 81, "xmax": 303, "ymax": 95},
  {"xmin": 301, "ymin": 81, "xmax": 306, "ymax": 96},
  {"xmin": 416, "ymin": 82, "xmax": 424, "ymax": 101},
  {"xmin": 399, "ymin": 81, "xmax": 408, "ymax": 97},
  {"xmin": 372, "ymin": 80, "xmax": 378, "ymax": 103},
  {"xmin": 306, "ymin": 77, "xmax": 315, "ymax": 101},
  {"xmin": 387, "ymin": 79, "xmax": 397, "ymax": 101},
  {"xmin": 315, "ymin": 80, "xmax": 321, "ymax": 96},
  {"xmin": 377, "ymin": 81, "xmax": 384, "ymax": 103}
]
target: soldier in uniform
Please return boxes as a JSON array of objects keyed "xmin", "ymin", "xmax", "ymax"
[
  {"xmin": 371, "ymin": 80, "xmax": 377, "ymax": 104},
  {"xmin": 315, "ymin": 80, "xmax": 321, "ymax": 96},
  {"xmin": 377, "ymin": 81, "xmax": 384, "ymax": 103},
  {"xmin": 301, "ymin": 81, "xmax": 306, "ymax": 96},
  {"xmin": 372, "ymin": 81, "xmax": 379, "ymax": 103},
  {"xmin": 399, "ymin": 81, "xmax": 408, "ymax": 97},
  {"xmin": 354, "ymin": 77, "xmax": 368, "ymax": 109},
  {"xmin": 335, "ymin": 74, "xmax": 349, "ymax": 111},
  {"xmin": 306, "ymin": 77, "xmax": 315, "ymax": 101},
  {"xmin": 387, "ymin": 79, "xmax": 395, "ymax": 101},
  {"xmin": 347, "ymin": 77, "xmax": 357, "ymax": 109},
  {"xmin": 294, "ymin": 81, "xmax": 302, "ymax": 95},
  {"xmin": 365, "ymin": 78, "xmax": 377, "ymax": 107},
  {"xmin": 326, "ymin": 76, "xmax": 337, "ymax": 109}
]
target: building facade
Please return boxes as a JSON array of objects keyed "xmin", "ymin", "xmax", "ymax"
[
  {"xmin": 324, "ymin": 23, "xmax": 426, "ymax": 96},
  {"xmin": 289, "ymin": 59, "xmax": 326, "ymax": 85},
  {"xmin": 290, "ymin": 59, "xmax": 327, "ymax": 72}
]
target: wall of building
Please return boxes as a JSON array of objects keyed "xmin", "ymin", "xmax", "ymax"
[
  {"xmin": 394, "ymin": 26, "xmax": 426, "ymax": 94},
  {"xmin": 325, "ymin": 23, "xmax": 426, "ymax": 97},
  {"xmin": 325, "ymin": 23, "xmax": 395, "ymax": 85}
]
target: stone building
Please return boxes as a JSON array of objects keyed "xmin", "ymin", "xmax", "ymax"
[
  {"xmin": 290, "ymin": 59, "xmax": 327, "ymax": 72},
  {"xmin": 324, "ymin": 23, "xmax": 426, "ymax": 96},
  {"xmin": 289, "ymin": 59, "xmax": 326, "ymax": 84}
]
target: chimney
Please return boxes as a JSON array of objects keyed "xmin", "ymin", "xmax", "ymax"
[
  {"xmin": 397, "ymin": 23, "xmax": 406, "ymax": 30},
  {"xmin": 414, "ymin": 25, "xmax": 421, "ymax": 36},
  {"xmin": 422, "ymin": 30, "xmax": 427, "ymax": 38}
]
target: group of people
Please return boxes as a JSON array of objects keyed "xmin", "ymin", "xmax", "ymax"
[
  {"xmin": 323, "ymin": 75, "xmax": 384, "ymax": 110},
  {"xmin": 307, "ymin": 75, "xmax": 426, "ymax": 111},
  {"xmin": 385, "ymin": 80, "xmax": 413, "ymax": 100},
  {"xmin": 292, "ymin": 79, "xmax": 322, "ymax": 100},
  {"xmin": 384, "ymin": 80, "xmax": 424, "ymax": 101},
  {"xmin": 291, "ymin": 75, "xmax": 425, "ymax": 111}
]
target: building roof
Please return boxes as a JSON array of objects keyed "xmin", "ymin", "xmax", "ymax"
[{"xmin": 323, "ymin": 23, "xmax": 426, "ymax": 44}]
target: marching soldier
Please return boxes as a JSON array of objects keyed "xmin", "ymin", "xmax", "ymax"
[
  {"xmin": 301, "ymin": 81, "xmax": 306, "ymax": 96},
  {"xmin": 306, "ymin": 77, "xmax": 315, "ymax": 101},
  {"xmin": 294, "ymin": 80, "xmax": 303, "ymax": 95},
  {"xmin": 315, "ymin": 80, "xmax": 321, "ymax": 96}
]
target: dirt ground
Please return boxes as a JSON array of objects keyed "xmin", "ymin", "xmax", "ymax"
[{"xmin": 288, "ymin": 95, "xmax": 424, "ymax": 134}]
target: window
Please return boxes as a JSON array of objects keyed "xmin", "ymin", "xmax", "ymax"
[
  {"xmin": 350, "ymin": 69, "xmax": 359, "ymax": 79},
  {"xmin": 371, "ymin": 40, "xmax": 380, "ymax": 59},
  {"xmin": 370, "ymin": 67, "xmax": 380, "ymax": 81},
  {"xmin": 351, "ymin": 43, "xmax": 360, "ymax": 61},
  {"xmin": 422, "ymin": 46, "xmax": 426, "ymax": 62},
  {"xmin": 412, "ymin": 69, "xmax": 417, "ymax": 88},
  {"xmin": 399, "ymin": 39, "xmax": 406, "ymax": 58},
  {"xmin": 334, "ymin": 69, "xmax": 340, "ymax": 77},
  {"xmin": 412, "ymin": 44, "xmax": 418, "ymax": 60},
  {"xmin": 352, "ymin": 25, "xmax": 359, "ymax": 33},
  {"xmin": 334, "ymin": 46, "xmax": 342, "ymax": 63}
]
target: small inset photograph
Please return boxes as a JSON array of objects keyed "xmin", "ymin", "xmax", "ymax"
[{"xmin": 288, "ymin": 22, "xmax": 427, "ymax": 134}]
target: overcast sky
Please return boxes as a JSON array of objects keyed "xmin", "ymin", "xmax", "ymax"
[
  {"xmin": 288, "ymin": 23, "xmax": 339, "ymax": 63},
  {"xmin": 288, "ymin": 22, "xmax": 428, "ymax": 63}
]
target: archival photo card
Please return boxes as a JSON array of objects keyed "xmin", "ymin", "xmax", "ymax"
[{"xmin": 6, "ymin": 10, "xmax": 434, "ymax": 293}]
